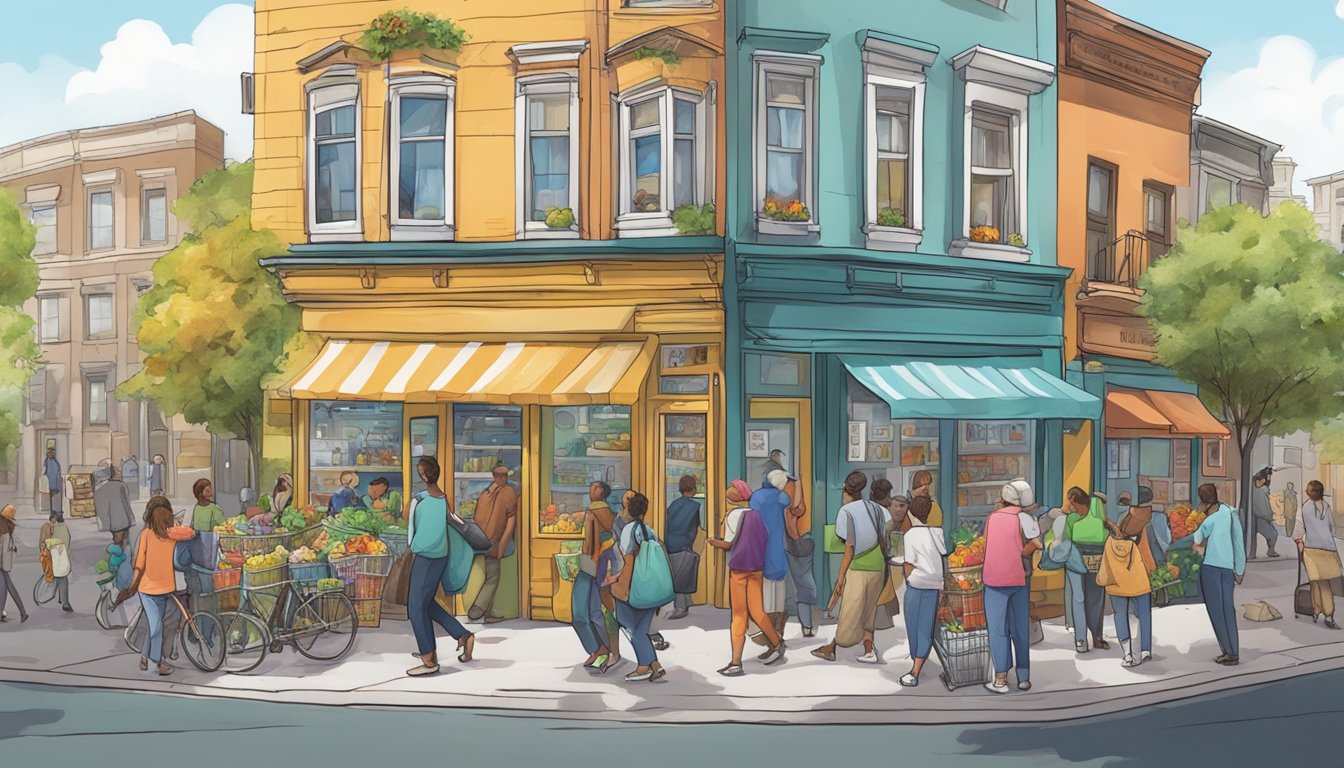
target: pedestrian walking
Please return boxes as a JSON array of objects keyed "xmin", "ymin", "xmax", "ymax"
[
  {"xmin": 190, "ymin": 479, "xmax": 226, "ymax": 533},
  {"xmin": 868, "ymin": 479, "xmax": 904, "ymax": 635},
  {"xmin": 1103, "ymin": 487, "xmax": 1158, "ymax": 667},
  {"xmin": 42, "ymin": 448, "xmax": 62, "ymax": 514},
  {"xmin": 1283, "ymin": 481, "xmax": 1299, "ymax": 539},
  {"xmin": 664, "ymin": 474, "xmax": 702, "ymax": 620},
  {"xmin": 982, "ymin": 479, "xmax": 1042, "ymax": 694},
  {"xmin": 708, "ymin": 480, "xmax": 785, "ymax": 676},
  {"xmin": 467, "ymin": 464, "xmax": 517, "ymax": 624},
  {"xmin": 1295, "ymin": 481, "xmax": 1342, "ymax": 629},
  {"xmin": 118, "ymin": 496, "xmax": 191, "ymax": 676},
  {"xmin": 1043, "ymin": 493, "xmax": 1088, "ymax": 652},
  {"xmin": 782, "ymin": 469, "xmax": 818, "ymax": 639},
  {"xmin": 812, "ymin": 471, "xmax": 891, "ymax": 664},
  {"xmin": 122, "ymin": 456, "xmax": 141, "ymax": 502},
  {"xmin": 1249, "ymin": 467, "xmax": 1281, "ymax": 559},
  {"xmin": 146, "ymin": 454, "xmax": 166, "ymax": 497},
  {"xmin": 607, "ymin": 492, "xmax": 669, "ymax": 683},
  {"xmin": 404, "ymin": 456, "xmax": 475, "ymax": 677},
  {"xmin": 895, "ymin": 495, "xmax": 945, "ymax": 687},
  {"xmin": 95, "ymin": 464, "xmax": 136, "ymax": 547},
  {"xmin": 574, "ymin": 481, "xmax": 619, "ymax": 673},
  {"xmin": 1064, "ymin": 487, "xmax": 1110, "ymax": 652},
  {"xmin": 38, "ymin": 511, "xmax": 73, "ymax": 613},
  {"xmin": 0, "ymin": 505, "xmax": 28, "ymax": 624},
  {"xmin": 750, "ymin": 471, "xmax": 792, "ymax": 644},
  {"xmin": 1191, "ymin": 483, "xmax": 1246, "ymax": 666}
]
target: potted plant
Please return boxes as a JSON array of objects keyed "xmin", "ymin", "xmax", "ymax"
[
  {"xmin": 672, "ymin": 203, "xmax": 715, "ymax": 235},
  {"xmin": 969, "ymin": 225, "xmax": 1001, "ymax": 243},
  {"xmin": 1007, "ymin": 232, "xmax": 1026, "ymax": 248},
  {"xmin": 876, "ymin": 208, "xmax": 906, "ymax": 228},
  {"xmin": 359, "ymin": 10, "xmax": 468, "ymax": 61},
  {"xmin": 761, "ymin": 196, "xmax": 810, "ymax": 222},
  {"xmin": 544, "ymin": 206, "xmax": 575, "ymax": 230}
]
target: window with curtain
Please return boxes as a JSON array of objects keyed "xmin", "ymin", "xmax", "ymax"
[
  {"xmin": 391, "ymin": 80, "xmax": 453, "ymax": 228},
  {"xmin": 30, "ymin": 205, "xmax": 56, "ymax": 255},
  {"xmin": 39, "ymin": 296, "xmax": 60, "ymax": 342},
  {"xmin": 764, "ymin": 73, "xmax": 806, "ymax": 205},
  {"xmin": 617, "ymin": 88, "xmax": 704, "ymax": 227},
  {"xmin": 518, "ymin": 77, "xmax": 578, "ymax": 233},
  {"xmin": 874, "ymin": 86, "xmax": 912, "ymax": 225},
  {"xmin": 969, "ymin": 109, "xmax": 1015, "ymax": 239},
  {"xmin": 86, "ymin": 294, "xmax": 113, "ymax": 339}
]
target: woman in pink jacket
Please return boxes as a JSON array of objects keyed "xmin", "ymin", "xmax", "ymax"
[{"xmin": 982, "ymin": 479, "xmax": 1042, "ymax": 694}]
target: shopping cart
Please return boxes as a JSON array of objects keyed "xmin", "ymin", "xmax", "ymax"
[{"xmin": 933, "ymin": 625, "xmax": 992, "ymax": 691}]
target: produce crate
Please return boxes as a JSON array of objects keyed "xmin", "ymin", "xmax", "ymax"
[
  {"xmin": 212, "ymin": 568, "xmax": 242, "ymax": 612},
  {"xmin": 289, "ymin": 561, "xmax": 329, "ymax": 592},
  {"xmin": 350, "ymin": 572, "xmax": 386, "ymax": 600},
  {"xmin": 241, "ymin": 563, "xmax": 289, "ymax": 616},
  {"xmin": 938, "ymin": 589, "xmax": 986, "ymax": 631},
  {"xmin": 380, "ymin": 532, "xmax": 408, "ymax": 559},
  {"xmin": 329, "ymin": 554, "xmax": 394, "ymax": 584},
  {"xmin": 219, "ymin": 531, "xmax": 292, "ymax": 557},
  {"xmin": 352, "ymin": 598, "xmax": 383, "ymax": 628},
  {"xmin": 287, "ymin": 524, "xmax": 325, "ymax": 550},
  {"xmin": 946, "ymin": 564, "xmax": 985, "ymax": 594},
  {"xmin": 933, "ymin": 625, "xmax": 992, "ymax": 691}
]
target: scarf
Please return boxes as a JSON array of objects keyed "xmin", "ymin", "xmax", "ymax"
[{"xmin": 582, "ymin": 501, "xmax": 615, "ymax": 558}]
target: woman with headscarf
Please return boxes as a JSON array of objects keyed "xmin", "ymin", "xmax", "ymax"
[
  {"xmin": 0, "ymin": 505, "xmax": 28, "ymax": 623},
  {"xmin": 983, "ymin": 479, "xmax": 1042, "ymax": 694},
  {"xmin": 269, "ymin": 473, "xmax": 295, "ymax": 514},
  {"xmin": 1295, "ymin": 481, "xmax": 1343, "ymax": 630}
]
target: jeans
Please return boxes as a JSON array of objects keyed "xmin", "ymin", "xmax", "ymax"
[
  {"xmin": 0, "ymin": 568, "xmax": 26, "ymax": 618},
  {"xmin": 904, "ymin": 586, "xmax": 939, "ymax": 660},
  {"xmin": 1081, "ymin": 572, "xmax": 1106, "ymax": 641},
  {"xmin": 140, "ymin": 593, "xmax": 171, "ymax": 664},
  {"xmin": 985, "ymin": 584, "xmax": 1031, "ymax": 680},
  {"xmin": 1200, "ymin": 564, "xmax": 1239, "ymax": 657},
  {"xmin": 1065, "ymin": 570, "xmax": 1088, "ymax": 644},
  {"xmin": 571, "ymin": 572, "xmax": 609, "ymax": 656},
  {"xmin": 1111, "ymin": 593, "xmax": 1152, "ymax": 653},
  {"xmin": 1251, "ymin": 517, "xmax": 1279, "ymax": 556},
  {"xmin": 408, "ymin": 555, "xmax": 469, "ymax": 655},
  {"xmin": 785, "ymin": 547, "xmax": 817, "ymax": 629},
  {"xmin": 469, "ymin": 556, "xmax": 502, "ymax": 617},
  {"xmin": 615, "ymin": 600, "xmax": 657, "ymax": 666}
]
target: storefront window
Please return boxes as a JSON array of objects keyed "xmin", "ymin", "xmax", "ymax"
[
  {"xmin": 308, "ymin": 401, "xmax": 404, "ymax": 508},
  {"xmin": 664, "ymin": 413, "xmax": 707, "ymax": 515},
  {"xmin": 541, "ymin": 405, "xmax": 632, "ymax": 536},
  {"xmin": 846, "ymin": 374, "xmax": 941, "ymax": 496},
  {"xmin": 408, "ymin": 416, "xmax": 439, "ymax": 499},
  {"xmin": 957, "ymin": 420, "xmax": 1034, "ymax": 528},
  {"xmin": 453, "ymin": 405, "xmax": 523, "ymax": 519}
]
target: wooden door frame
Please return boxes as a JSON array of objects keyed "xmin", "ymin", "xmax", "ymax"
[{"xmin": 654, "ymin": 400, "xmax": 715, "ymax": 606}]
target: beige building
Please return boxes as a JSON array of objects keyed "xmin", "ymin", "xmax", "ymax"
[
  {"xmin": 1307, "ymin": 169, "xmax": 1344, "ymax": 251},
  {"xmin": 0, "ymin": 111, "xmax": 224, "ymax": 510}
]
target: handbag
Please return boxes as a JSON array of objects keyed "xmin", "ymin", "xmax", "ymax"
[
  {"xmin": 447, "ymin": 514, "xmax": 493, "ymax": 553},
  {"xmin": 384, "ymin": 549, "xmax": 413, "ymax": 607},
  {"xmin": 668, "ymin": 549, "xmax": 700, "ymax": 594}
]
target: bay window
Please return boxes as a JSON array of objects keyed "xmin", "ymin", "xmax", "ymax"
[
  {"xmin": 616, "ymin": 86, "xmax": 706, "ymax": 235},
  {"xmin": 390, "ymin": 77, "xmax": 454, "ymax": 239},
  {"xmin": 516, "ymin": 75, "xmax": 579, "ymax": 237},
  {"xmin": 754, "ymin": 53, "xmax": 819, "ymax": 235}
]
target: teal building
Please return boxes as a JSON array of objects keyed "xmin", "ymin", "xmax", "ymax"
[{"xmin": 723, "ymin": 0, "xmax": 1100, "ymax": 587}]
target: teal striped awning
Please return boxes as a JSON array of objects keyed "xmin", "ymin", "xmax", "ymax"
[{"xmin": 843, "ymin": 358, "xmax": 1101, "ymax": 421}]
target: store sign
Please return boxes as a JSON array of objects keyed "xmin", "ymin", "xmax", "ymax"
[{"xmin": 1080, "ymin": 312, "xmax": 1157, "ymax": 360}]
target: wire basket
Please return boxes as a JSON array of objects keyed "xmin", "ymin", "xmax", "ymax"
[
  {"xmin": 945, "ymin": 565, "xmax": 985, "ymax": 594},
  {"xmin": 242, "ymin": 563, "xmax": 289, "ymax": 615},
  {"xmin": 933, "ymin": 625, "xmax": 992, "ymax": 691},
  {"xmin": 289, "ymin": 561, "xmax": 330, "ymax": 593},
  {"xmin": 348, "ymin": 572, "xmax": 386, "ymax": 601},
  {"xmin": 380, "ymin": 532, "xmax": 408, "ymax": 559},
  {"xmin": 937, "ymin": 590, "xmax": 987, "ymax": 631},
  {"xmin": 352, "ymin": 598, "xmax": 383, "ymax": 628},
  {"xmin": 219, "ymin": 531, "xmax": 292, "ymax": 557},
  {"xmin": 287, "ymin": 524, "xmax": 325, "ymax": 551},
  {"xmin": 329, "ymin": 554, "xmax": 394, "ymax": 584}
]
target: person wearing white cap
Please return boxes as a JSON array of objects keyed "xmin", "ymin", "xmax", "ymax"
[{"xmin": 982, "ymin": 479, "xmax": 1042, "ymax": 694}]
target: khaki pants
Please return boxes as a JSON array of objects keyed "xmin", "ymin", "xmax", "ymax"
[
  {"xmin": 469, "ymin": 556, "xmax": 501, "ymax": 617},
  {"xmin": 834, "ymin": 569, "xmax": 884, "ymax": 648}
]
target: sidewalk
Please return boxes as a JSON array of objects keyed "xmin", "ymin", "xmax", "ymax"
[{"xmin": 3, "ymin": 509, "xmax": 1344, "ymax": 724}]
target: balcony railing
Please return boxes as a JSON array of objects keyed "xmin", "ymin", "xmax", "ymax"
[{"xmin": 1086, "ymin": 230, "xmax": 1153, "ymax": 289}]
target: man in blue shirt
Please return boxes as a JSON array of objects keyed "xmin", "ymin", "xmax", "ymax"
[
  {"xmin": 749, "ymin": 470, "xmax": 792, "ymax": 645},
  {"xmin": 43, "ymin": 448, "xmax": 62, "ymax": 513},
  {"xmin": 1192, "ymin": 483, "xmax": 1247, "ymax": 666},
  {"xmin": 664, "ymin": 474, "xmax": 702, "ymax": 620}
]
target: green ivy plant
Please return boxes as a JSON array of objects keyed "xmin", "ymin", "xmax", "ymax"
[
  {"xmin": 876, "ymin": 208, "xmax": 906, "ymax": 228},
  {"xmin": 672, "ymin": 203, "xmax": 715, "ymax": 235},
  {"xmin": 544, "ymin": 207, "xmax": 575, "ymax": 230},
  {"xmin": 359, "ymin": 10, "xmax": 469, "ymax": 61},
  {"xmin": 632, "ymin": 47, "xmax": 681, "ymax": 68},
  {"xmin": 1007, "ymin": 232, "xmax": 1026, "ymax": 248}
]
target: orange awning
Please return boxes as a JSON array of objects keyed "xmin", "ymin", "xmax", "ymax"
[
  {"xmin": 282, "ymin": 338, "xmax": 656, "ymax": 405},
  {"xmin": 1105, "ymin": 389, "xmax": 1229, "ymax": 440}
]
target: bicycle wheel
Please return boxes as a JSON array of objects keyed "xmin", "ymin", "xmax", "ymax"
[
  {"xmin": 123, "ymin": 604, "xmax": 146, "ymax": 655},
  {"xmin": 218, "ymin": 610, "xmax": 269, "ymax": 674},
  {"xmin": 33, "ymin": 576, "xmax": 56, "ymax": 605},
  {"xmin": 180, "ymin": 610, "xmax": 225, "ymax": 673},
  {"xmin": 95, "ymin": 591, "xmax": 117, "ymax": 630},
  {"xmin": 291, "ymin": 591, "xmax": 358, "ymax": 661}
]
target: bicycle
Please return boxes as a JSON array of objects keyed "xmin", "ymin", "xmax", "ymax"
[
  {"xmin": 217, "ymin": 577, "xmax": 357, "ymax": 674},
  {"xmin": 95, "ymin": 575, "xmax": 128, "ymax": 630},
  {"xmin": 33, "ymin": 573, "xmax": 57, "ymax": 606},
  {"xmin": 118, "ymin": 566, "xmax": 226, "ymax": 673}
]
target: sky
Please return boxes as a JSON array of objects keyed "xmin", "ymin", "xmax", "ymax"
[{"xmin": 0, "ymin": 1, "xmax": 1341, "ymax": 191}]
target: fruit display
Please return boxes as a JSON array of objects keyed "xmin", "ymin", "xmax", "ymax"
[
  {"xmin": 316, "ymin": 578, "xmax": 344, "ymax": 592},
  {"xmin": 947, "ymin": 527, "xmax": 987, "ymax": 570},
  {"xmin": 214, "ymin": 515, "xmax": 249, "ymax": 535},
  {"xmin": 1167, "ymin": 503, "xmax": 1206, "ymax": 540},
  {"xmin": 310, "ymin": 530, "xmax": 330, "ymax": 552},
  {"xmin": 540, "ymin": 504, "xmax": 586, "ymax": 535},
  {"xmin": 244, "ymin": 545, "xmax": 290, "ymax": 571},
  {"xmin": 289, "ymin": 546, "xmax": 319, "ymax": 564},
  {"xmin": 327, "ymin": 534, "xmax": 388, "ymax": 558}
]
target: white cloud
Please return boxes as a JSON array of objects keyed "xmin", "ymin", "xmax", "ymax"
[
  {"xmin": 1337, "ymin": 0, "xmax": 1344, "ymax": 20},
  {"xmin": 1202, "ymin": 35, "xmax": 1344, "ymax": 193},
  {"xmin": 0, "ymin": 4, "xmax": 252, "ymax": 161}
]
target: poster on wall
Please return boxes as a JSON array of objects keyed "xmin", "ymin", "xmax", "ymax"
[
  {"xmin": 1203, "ymin": 439, "xmax": 1226, "ymax": 478},
  {"xmin": 1174, "ymin": 440, "xmax": 1191, "ymax": 473},
  {"xmin": 847, "ymin": 421, "xmax": 867, "ymax": 463},
  {"xmin": 868, "ymin": 442, "xmax": 894, "ymax": 462},
  {"xmin": 1150, "ymin": 479, "xmax": 1170, "ymax": 505},
  {"xmin": 746, "ymin": 430, "xmax": 769, "ymax": 458},
  {"xmin": 1173, "ymin": 482, "xmax": 1190, "ymax": 504},
  {"xmin": 870, "ymin": 424, "xmax": 894, "ymax": 441}
]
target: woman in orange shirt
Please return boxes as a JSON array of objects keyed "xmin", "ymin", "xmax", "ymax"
[{"xmin": 118, "ymin": 496, "xmax": 189, "ymax": 676}]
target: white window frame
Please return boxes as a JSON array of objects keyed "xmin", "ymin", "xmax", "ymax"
[
  {"xmin": 85, "ymin": 293, "xmax": 114, "ymax": 340},
  {"xmin": 753, "ymin": 52, "xmax": 820, "ymax": 236},
  {"xmin": 87, "ymin": 189, "xmax": 114, "ymax": 253},
  {"xmin": 1201, "ymin": 169, "xmax": 1239, "ymax": 214},
  {"xmin": 86, "ymin": 374, "xmax": 109, "ymax": 426},
  {"xmin": 38, "ymin": 295, "xmax": 61, "ymax": 343},
  {"xmin": 863, "ymin": 71, "xmax": 925, "ymax": 251},
  {"xmin": 141, "ymin": 186, "xmax": 168, "ymax": 245},
  {"xmin": 623, "ymin": 0, "xmax": 714, "ymax": 7},
  {"xmin": 515, "ymin": 73, "xmax": 580, "ymax": 239},
  {"xmin": 389, "ymin": 76, "xmax": 455, "ymax": 241},
  {"xmin": 29, "ymin": 204, "xmax": 56, "ymax": 256},
  {"xmin": 615, "ymin": 84, "xmax": 708, "ymax": 237},
  {"xmin": 306, "ymin": 72, "xmax": 362, "ymax": 242}
]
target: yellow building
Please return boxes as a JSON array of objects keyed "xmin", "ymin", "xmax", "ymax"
[{"xmin": 252, "ymin": 1, "xmax": 726, "ymax": 621}]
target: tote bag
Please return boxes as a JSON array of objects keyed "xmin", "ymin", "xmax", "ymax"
[
  {"xmin": 629, "ymin": 523, "xmax": 675, "ymax": 610},
  {"xmin": 442, "ymin": 525, "xmax": 475, "ymax": 595}
]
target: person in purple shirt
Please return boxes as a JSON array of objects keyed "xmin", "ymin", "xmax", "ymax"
[{"xmin": 708, "ymin": 479, "xmax": 785, "ymax": 676}]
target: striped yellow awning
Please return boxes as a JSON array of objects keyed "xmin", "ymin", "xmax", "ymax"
[{"xmin": 283, "ymin": 338, "xmax": 657, "ymax": 405}]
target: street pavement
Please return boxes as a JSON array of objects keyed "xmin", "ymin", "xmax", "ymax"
[
  {"xmin": 2, "ymin": 668, "xmax": 1342, "ymax": 766},
  {"xmin": 3, "ymin": 504, "xmax": 1344, "ymax": 725}
]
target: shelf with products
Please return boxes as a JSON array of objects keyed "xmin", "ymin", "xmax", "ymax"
[{"xmin": 311, "ymin": 464, "xmax": 403, "ymax": 474}]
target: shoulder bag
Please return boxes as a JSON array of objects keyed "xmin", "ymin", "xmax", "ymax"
[{"xmin": 865, "ymin": 502, "xmax": 900, "ymax": 614}]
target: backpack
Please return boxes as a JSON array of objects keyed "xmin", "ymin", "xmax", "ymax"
[
  {"xmin": 628, "ymin": 522, "xmax": 675, "ymax": 610},
  {"xmin": 415, "ymin": 490, "xmax": 475, "ymax": 595}
]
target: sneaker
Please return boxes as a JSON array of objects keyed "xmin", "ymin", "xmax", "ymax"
[
  {"xmin": 1216, "ymin": 656, "xmax": 1239, "ymax": 667},
  {"xmin": 62, "ymin": 605, "xmax": 73, "ymax": 613},
  {"xmin": 1268, "ymin": 550, "xmax": 1281, "ymax": 558},
  {"xmin": 984, "ymin": 681, "xmax": 1011, "ymax": 695},
  {"xmin": 718, "ymin": 663, "xmax": 745, "ymax": 677},
  {"xmin": 624, "ymin": 670, "xmax": 654, "ymax": 682},
  {"xmin": 466, "ymin": 608, "xmax": 485, "ymax": 622},
  {"xmin": 157, "ymin": 663, "xmax": 174, "ymax": 676},
  {"xmin": 1140, "ymin": 650, "xmax": 1152, "ymax": 662},
  {"xmin": 856, "ymin": 651, "xmax": 881, "ymax": 664},
  {"xmin": 1123, "ymin": 655, "xmax": 1139, "ymax": 668},
  {"xmin": 1017, "ymin": 680, "xmax": 1032, "ymax": 691},
  {"xmin": 1075, "ymin": 641, "xmax": 1089, "ymax": 654},
  {"xmin": 1092, "ymin": 638, "xmax": 1111, "ymax": 651},
  {"xmin": 406, "ymin": 663, "xmax": 440, "ymax": 677},
  {"xmin": 899, "ymin": 673, "xmax": 918, "ymax": 688},
  {"xmin": 760, "ymin": 644, "xmax": 787, "ymax": 666}
]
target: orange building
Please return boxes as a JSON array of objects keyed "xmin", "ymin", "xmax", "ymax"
[{"xmin": 1057, "ymin": 0, "xmax": 1228, "ymax": 507}]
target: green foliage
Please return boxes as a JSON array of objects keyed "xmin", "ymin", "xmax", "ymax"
[
  {"xmin": 0, "ymin": 388, "xmax": 20, "ymax": 469},
  {"xmin": 359, "ymin": 9, "xmax": 468, "ymax": 61},
  {"xmin": 632, "ymin": 47, "xmax": 681, "ymax": 67},
  {"xmin": 544, "ymin": 206, "xmax": 575, "ymax": 229},
  {"xmin": 1313, "ymin": 417, "xmax": 1344, "ymax": 465},
  {"xmin": 876, "ymin": 208, "xmax": 905, "ymax": 228},
  {"xmin": 672, "ymin": 203, "xmax": 715, "ymax": 235},
  {"xmin": 0, "ymin": 188, "xmax": 38, "ymax": 307},
  {"xmin": 0, "ymin": 189, "xmax": 40, "ymax": 465},
  {"xmin": 120, "ymin": 161, "xmax": 301, "ymax": 485},
  {"xmin": 0, "ymin": 308, "xmax": 39, "ymax": 391},
  {"xmin": 1139, "ymin": 202, "xmax": 1344, "ymax": 449},
  {"xmin": 1007, "ymin": 232, "xmax": 1026, "ymax": 248}
]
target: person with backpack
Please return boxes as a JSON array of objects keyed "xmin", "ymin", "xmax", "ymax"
[
  {"xmin": 708, "ymin": 479, "xmax": 786, "ymax": 676},
  {"xmin": 38, "ymin": 510, "xmax": 73, "ymax": 613},
  {"xmin": 811, "ymin": 471, "xmax": 891, "ymax": 664},
  {"xmin": 983, "ymin": 479, "xmax": 1042, "ymax": 694},
  {"xmin": 1191, "ymin": 483, "xmax": 1246, "ymax": 666},
  {"xmin": 1101, "ymin": 487, "xmax": 1158, "ymax": 668},
  {"xmin": 1064, "ymin": 487, "xmax": 1110, "ymax": 653},
  {"xmin": 574, "ymin": 481, "xmax": 620, "ymax": 673},
  {"xmin": 404, "ymin": 456, "xmax": 475, "ymax": 677},
  {"xmin": 894, "ymin": 495, "xmax": 945, "ymax": 687},
  {"xmin": 605, "ymin": 492, "xmax": 668, "ymax": 683}
]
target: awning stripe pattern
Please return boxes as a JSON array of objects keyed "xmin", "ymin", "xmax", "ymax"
[
  {"xmin": 285, "ymin": 338, "xmax": 656, "ymax": 405},
  {"xmin": 842, "ymin": 358, "xmax": 1102, "ymax": 421}
]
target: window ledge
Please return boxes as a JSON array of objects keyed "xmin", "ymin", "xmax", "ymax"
[
  {"xmin": 521, "ymin": 227, "xmax": 580, "ymax": 240},
  {"xmin": 309, "ymin": 231, "xmax": 364, "ymax": 244},
  {"xmin": 863, "ymin": 225, "xmax": 923, "ymax": 252},
  {"xmin": 757, "ymin": 217, "xmax": 819, "ymax": 236},
  {"xmin": 390, "ymin": 225, "xmax": 455, "ymax": 243},
  {"xmin": 948, "ymin": 239, "xmax": 1031, "ymax": 263}
]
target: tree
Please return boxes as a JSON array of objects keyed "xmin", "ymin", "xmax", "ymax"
[
  {"xmin": 1140, "ymin": 202, "xmax": 1344, "ymax": 551},
  {"xmin": 0, "ymin": 188, "xmax": 41, "ymax": 468},
  {"xmin": 120, "ymin": 162, "xmax": 303, "ymax": 488}
]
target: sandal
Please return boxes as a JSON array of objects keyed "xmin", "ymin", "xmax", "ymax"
[
  {"xmin": 457, "ymin": 633, "xmax": 475, "ymax": 663},
  {"xmin": 597, "ymin": 655, "xmax": 618, "ymax": 675},
  {"xmin": 583, "ymin": 652, "xmax": 608, "ymax": 670},
  {"xmin": 157, "ymin": 663, "xmax": 174, "ymax": 676},
  {"xmin": 649, "ymin": 667, "xmax": 667, "ymax": 683},
  {"xmin": 810, "ymin": 646, "xmax": 836, "ymax": 662},
  {"xmin": 718, "ymin": 663, "xmax": 745, "ymax": 677}
]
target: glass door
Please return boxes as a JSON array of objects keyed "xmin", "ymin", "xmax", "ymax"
[
  {"xmin": 664, "ymin": 412, "xmax": 708, "ymax": 514},
  {"xmin": 453, "ymin": 404, "xmax": 524, "ymax": 519},
  {"xmin": 407, "ymin": 412, "xmax": 440, "ymax": 501}
]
